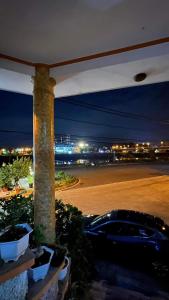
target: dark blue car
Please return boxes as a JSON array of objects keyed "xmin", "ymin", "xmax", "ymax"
[{"xmin": 84, "ymin": 210, "xmax": 169, "ymax": 271}]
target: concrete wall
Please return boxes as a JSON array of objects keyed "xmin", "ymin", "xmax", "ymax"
[{"xmin": 0, "ymin": 271, "xmax": 28, "ymax": 300}]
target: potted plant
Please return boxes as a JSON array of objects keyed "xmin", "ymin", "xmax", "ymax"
[
  {"xmin": 28, "ymin": 226, "xmax": 54, "ymax": 282},
  {"xmin": 0, "ymin": 223, "xmax": 33, "ymax": 262},
  {"xmin": 28, "ymin": 245, "xmax": 54, "ymax": 282},
  {"xmin": 58, "ymin": 255, "xmax": 70, "ymax": 281},
  {"xmin": 48, "ymin": 244, "xmax": 69, "ymax": 280}
]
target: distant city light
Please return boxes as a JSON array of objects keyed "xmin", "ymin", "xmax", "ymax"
[
  {"xmin": 1, "ymin": 140, "xmax": 169, "ymax": 163},
  {"xmin": 79, "ymin": 142, "xmax": 85, "ymax": 148}
]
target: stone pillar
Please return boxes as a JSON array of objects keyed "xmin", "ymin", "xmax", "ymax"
[{"xmin": 33, "ymin": 65, "xmax": 56, "ymax": 243}]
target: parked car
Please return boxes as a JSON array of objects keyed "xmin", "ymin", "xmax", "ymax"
[{"xmin": 84, "ymin": 210, "xmax": 169, "ymax": 273}]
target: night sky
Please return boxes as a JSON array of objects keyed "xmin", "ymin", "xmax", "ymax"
[{"xmin": 0, "ymin": 81, "xmax": 169, "ymax": 147}]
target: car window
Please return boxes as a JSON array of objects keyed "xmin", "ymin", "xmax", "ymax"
[
  {"xmin": 97, "ymin": 222, "xmax": 154, "ymax": 237},
  {"xmin": 122, "ymin": 224, "xmax": 154, "ymax": 237},
  {"xmin": 97, "ymin": 222, "xmax": 127, "ymax": 235},
  {"xmin": 138, "ymin": 227, "xmax": 154, "ymax": 237},
  {"xmin": 125, "ymin": 224, "xmax": 140, "ymax": 236}
]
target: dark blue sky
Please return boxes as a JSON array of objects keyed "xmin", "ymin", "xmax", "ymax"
[{"xmin": 0, "ymin": 81, "xmax": 169, "ymax": 147}]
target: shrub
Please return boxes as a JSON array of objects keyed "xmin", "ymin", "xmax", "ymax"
[
  {"xmin": 0, "ymin": 163, "xmax": 13, "ymax": 189},
  {"xmin": 0, "ymin": 194, "xmax": 33, "ymax": 230},
  {"xmin": 55, "ymin": 171, "xmax": 66, "ymax": 180},
  {"xmin": 55, "ymin": 171, "xmax": 77, "ymax": 189},
  {"xmin": 55, "ymin": 200, "xmax": 94, "ymax": 299},
  {"xmin": 11, "ymin": 157, "xmax": 32, "ymax": 186},
  {"xmin": 27, "ymin": 175, "xmax": 33, "ymax": 185},
  {"xmin": 0, "ymin": 157, "xmax": 32, "ymax": 189}
]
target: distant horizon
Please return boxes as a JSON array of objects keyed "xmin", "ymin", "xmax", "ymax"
[{"xmin": 0, "ymin": 139, "xmax": 168, "ymax": 149}]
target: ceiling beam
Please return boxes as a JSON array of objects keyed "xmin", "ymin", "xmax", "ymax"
[{"xmin": 1, "ymin": 36, "xmax": 169, "ymax": 69}]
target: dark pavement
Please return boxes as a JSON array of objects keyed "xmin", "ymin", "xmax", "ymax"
[{"xmin": 60, "ymin": 163, "xmax": 169, "ymax": 188}]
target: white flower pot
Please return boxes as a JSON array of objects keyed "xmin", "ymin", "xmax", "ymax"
[
  {"xmin": 58, "ymin": 256, "xmax": 70, "ymax": 281},
  {"xmin": 28, "ymin": 246, "xmax": 54, "ymax": 282},
  {"xmin": 0, "ymin": 223, "xmax": 33, "ymax": 263}
]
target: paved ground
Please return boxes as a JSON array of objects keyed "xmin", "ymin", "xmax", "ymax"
[
  {"xmin": 89, "ymin": 278, "xmax": 169, "ymax": 300},
  {"xmin": 61, "ymin": 163, "xmax": 169, "ymax": 188},
  {"xmin": 57, "ymin": 164, "xmax": 169, "ymax": 298},
  {"xmin": 56, "ymin": 172, "xmax": 169, "ymax": 224}
]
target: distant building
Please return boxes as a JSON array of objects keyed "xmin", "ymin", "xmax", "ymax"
[
  {"xmin": 55, "ymin": 143, "xmax": 74, "ymax": 154},
  {"xmin": 55, "ymin": 135, "xmax": 71, "ymax": 144}
]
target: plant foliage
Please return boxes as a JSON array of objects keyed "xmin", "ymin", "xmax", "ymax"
[
  {"xmin": 0, "ymin": 195, "xmax": 93, "ymax": 299},
  {"xmin": 0, "ymin": 163, "xmax": 13, "ymax": 189},
  {"xmin": 55, "ymin": 171, "xmax": 77, "ymax": 189},
  {"xmin": 0, "ymin": 157, "xmax": 32, "ymax": 189},
  {"xmin": 55, "ymin": 200, "xmax": 94, "ymax": 299},
  {"xmin": 0, "ymin": 194, "xmax": 33, "ymax": 230},
  {"xmin": 11, "ymin": 157, "xmax": 32, "ymax": 185}
]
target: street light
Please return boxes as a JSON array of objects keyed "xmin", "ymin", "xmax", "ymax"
[{"xmin": 79, "ymin": 142, "xmax": 85, "ymax": 148}]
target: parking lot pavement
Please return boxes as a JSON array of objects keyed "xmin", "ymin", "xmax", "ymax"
[
  {"xmin": 56, "ymin": 175, "xmax": 169, "ymax": 224},
  {"xmin": 89, "ymin": 278, "xmax": 169, "ymax": 300},
  {"xmin": 56, "ymin": 173, "xmax": 169, "ymax": 299},
  {"xmin": 88, "ymin": 255, "xmax": 169, "ymax": 300},
  {"xmin": 62, "ymin": 163, "xmax": 169, "ymax": 188}
]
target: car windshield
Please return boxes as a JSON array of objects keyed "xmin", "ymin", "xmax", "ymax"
[{"xmin": 90, "ymin": 212, "xmax": 113, "ymax": 227}]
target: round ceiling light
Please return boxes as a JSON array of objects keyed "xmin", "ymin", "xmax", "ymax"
[{"xmin": 134, "ymin": 73, "xmax": 147, "ymax": 82}]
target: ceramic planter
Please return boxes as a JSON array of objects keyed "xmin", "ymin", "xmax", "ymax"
[
  {"xmin": 0, "ymin": 223, "xmax": 33, "ymax": 263},
  {"xmin": 28, "ymin": 246, "xmax": 54, "ymax": 282},
  {"xmin": 58, "ymin": 256, "xmax": 70, "ymax": 281}
]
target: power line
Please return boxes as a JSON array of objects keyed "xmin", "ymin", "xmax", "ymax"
[
  {"xmin": 59, "ymin": 98, "xmax": 169, "ymax": 125},
  {"xmin": 62, "ymin": 99, "xmax": 162, "ymax": 122},
  {"xmin": 57, "ymin": 115, "xmax": 146, "ymax": 132},
  {"xmin": 0, "ymin": 129, "xmax": 137, "ymax": 140},
  {"xmin": 56, "ymin": 138, "xmax": 134, "ymax": 145},
  {"xmin": 0, "ymin": 129, "xmax": 32, "ymax": 135},
  {"xmin": 0, "ymin": 129, "xmax": 139, "ymax": 142},
  {"xmin": 55, "ymin": 133, "xmax": 141, "ymax": 142},
  {"xmin": 0, "ymin": 129, "xmax": 157, "ymax": 143}
]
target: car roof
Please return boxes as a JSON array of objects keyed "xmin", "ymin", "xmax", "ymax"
[
  {"xmin": 90, "ymin": 209, "xmax": 165, "ymax": 230},
  {"xmin": 112, "ymin": 210, "xmax": 164, "ymax": 226}
]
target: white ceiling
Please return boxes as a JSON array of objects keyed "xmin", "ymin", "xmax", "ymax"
[
  {"xmin": 1, "ymin": 53, "xmax": 169, "ymax": 97},
  {"xmin": 1, "ymin": 0, "xmax": 169, "ymax": 63},
  {"xmin": 0, "ymin": 0, "xmax": 169, "ymax": 96},
  {"xmin": 55, "ymin": 54, "xmax": 169, "ymax": 97}
]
